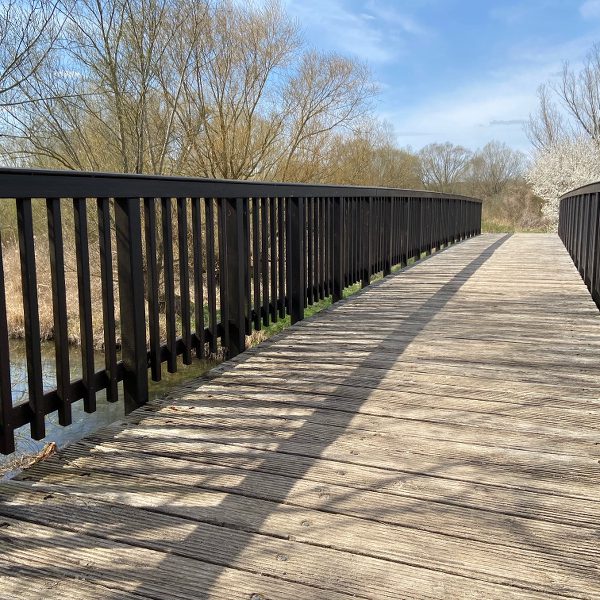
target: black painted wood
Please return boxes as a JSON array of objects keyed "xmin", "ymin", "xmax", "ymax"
[
  {"xmin": 17, "ymin": 198, "xmax": 45, "ymax": 440},
  {"xmin": 0, "ymin": 169, "xmax": 482, "ymax": 453},
  {"xmin": 0, "ymin": 232, "xmax": 14, "ymax": 454},
  {"xmin": 560, "ymin": 185, "xmax": 600, "ymax": 307},
  {"xmin": 74, "ymin": 198, "xmax": 96, "ymax": 413},
  {"xmin": 47, "ymin": 197, "xmax": 71, "ymax": 425},
  {"xmin": 192, "ymin": 198, "xmax": 205, "ymax": 359},
  {"xmin": 144, "ymin": 197, "xmax": 161, "ymax": 382},
  {"xmin": 161, "ymin": 197, "xmax": 177, "ymax": 373},
  {"xmin": 177, "ymin": 198, "xmax": 192, "ymax": 366},
  {"xmin": 114, "ymin": 197, "xmax": 148, "ymax": 414},
  {"xmin": 98, "ymin": 198, "xmax": 119, "ymax": 402}
]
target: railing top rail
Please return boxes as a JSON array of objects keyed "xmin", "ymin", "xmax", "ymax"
[
  {"xmin": 560, "ymin": 181, "xmax": 600, "ymax": 200},
  {"xmin": 0, "ymin": 167, "xmax": 482, "ymax": 202}
]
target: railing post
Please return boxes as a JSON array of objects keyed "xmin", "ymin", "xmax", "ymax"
[
  {"xmin": 222, "ymin": 197, "xmax": 247, "ymax": 357},
  {"xmin": 115, "ymin": 197, "xmax": 148, "ymax": 413},
  {"xmin": 333, "ymin": 196, "xmax": 345, "ymax": 302},
  {"xmin": 289, "ymin": 196, "xmax": 305, "ymax": 324}
]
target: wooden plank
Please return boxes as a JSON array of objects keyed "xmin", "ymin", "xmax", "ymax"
[
  {"xmin": 26, "ymin": 442, "xmax": 600, "ymax": 530},
  {"xmin": 5, "ymin": 232, "xmax": 600, "ymax": 599},
  {"xmin": 0, "ymin": 515, "xmax": 361, "ymax": 600},
  {"xmin": 1, "ymin": 484, "xmax": 597, "ymax": 598}
]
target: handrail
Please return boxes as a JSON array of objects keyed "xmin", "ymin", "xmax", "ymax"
[
  {"xmin": 0, "ymin": 168, "xmax": 482, "ymax": 454},
  {"xmin": 559, "ymin": 184, "xmax": 600, "ymax": 307},
  {"xmin": 0, "ymin": 167, "xmax": 481, "ymax": 201}
]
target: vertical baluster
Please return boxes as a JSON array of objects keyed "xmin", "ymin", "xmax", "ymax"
[
  {"xmin": 384, "ymin": 198, "xmax": 392, "ymax": 275},
  {"xmin": 218, "ymin": 198, "xmax": 230, "ymax": 352},
  {"xmin": 379, "ymin": 198, "xmax": 384, "ymax": 271},
  {"xmin": 323, "ymin": 198, "xmax": 329, "ymax": 296},
  {"xmin": 362, "ymin": 197, "xmax": 371, "ymax": 288},
  {"xmin": 261, "ymin": 197, "xmax": 269, "ymax": 326},
  {"xmin": 205, "ymin": 199, "xmax": 218, "ymax": 354},
  {"xmin": 343, "ymin": 200, "xmax": 349, "ymax": 287},
  {"xmin": 313, "ymin": 198, "xmax": 319, "ymax": 300},
  {"xmin": 244, "ymin": 199, "xmax": 252, "ymax": 335},
  {"xmin": 161, "ymin": 197, "xmax": 177, "ymax": 373},
  {"xmin": 289, "ymin": 197, "xmax": 305, "ymax": 324},
  {"xmin": 278, "ymin": 198, "xmax": 285, "ymax": 318},
  {"xmin": 177, "ymin": 197, "xmax": 192, "ymax": 365},
  {"xmin": 269, "ymin": 198, "xmax": 278, "ymax": 322},
  {"xmin": 144, "ymin": 197, "xmax": 161, "ymax": 381},
  {"xmin": 351, "ymin": 199, "xmax": 355, "ymax": 277},
  {"xmin": 315, "ymin": 198, "xmax": 323, "ymax": 300},
  {"xmin": 18, "ymin": 199, "xmax": 45, "ymax": 439},
  {"xmin": 333, "ymin": 197, "xmax": 344, "ymax": 303},
  {"xmin": 317, "ymin": 198, "xmax": 325, "ymax": 300},
  {"xmin": 47, "ymin": 198, "xmax": 71, "ymax": 424},
  {"xmin": 252, "ymin": 198, "xmax": 262, "ymax": 330},
  {"xmin": 98, "ymin": 198, "xmax": 119, "ymax": 400},
  {"xmin": 401, "ymin": 197, "xmax": 405, "ymax": 260},
  {"xmin": 307, "ymin": 198, "xmax": 314, "ymax": 305},
  {"xmin": 327, "ymin": 197, "xmax": 333, "ymax": 296},
  {"xmin": 0, "ymin": 232, "xmax": 14, "ymax": 454},
  {"xmin": 285, "ymin": 198, "xmax": 292, "ymax": 314},
  {"xmin": 591, "ymin": 193, "xmax": 600, "ymax": 304},
  {"xmin": 73, "ymin": 198, "xmax": 95, "ymax": 413},
  {"xmin": 222, "ymin": 197, "xmax": 246, "ymax": 357},
  {"xmin": 352, "ymin": 198, "xmax": 360, "ymax": 285},
  {"xmin": 391, "ymin": 198, "xmax": 397, "ymax": 264},
  {"xmin": 192, "ymin": 198, "xmax": 205, "ymax": 358}
]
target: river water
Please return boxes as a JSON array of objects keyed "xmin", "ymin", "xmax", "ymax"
[{"xmin": 1, "ymin": 340, "xmax": 215, "ymax": 478}]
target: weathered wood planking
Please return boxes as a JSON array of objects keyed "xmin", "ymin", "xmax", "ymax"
[{"xmin": 1, "ymin": 233, "xmax": 599, "ymax": 599}]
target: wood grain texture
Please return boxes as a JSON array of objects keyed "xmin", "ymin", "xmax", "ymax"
[{"xmin": 2, "ymin": 233, "xmax": 599, "ymax": 599}]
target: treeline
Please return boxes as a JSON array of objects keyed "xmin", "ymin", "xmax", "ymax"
[{"xmin": 0, "ymin": 0, "xmax": 545, "ymax": 230}]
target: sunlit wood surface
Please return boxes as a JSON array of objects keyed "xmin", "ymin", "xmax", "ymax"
[{"xmin": 1, "ymin": 233, "xmax": 599, "ymax": 599}]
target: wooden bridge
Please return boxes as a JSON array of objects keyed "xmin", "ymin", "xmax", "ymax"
[{"xmin": 1, "ymin": 229, "xmax": 600, "ymax": 599}]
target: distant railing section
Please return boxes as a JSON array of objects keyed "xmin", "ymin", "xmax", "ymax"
[
  {"xmin": 0, "ymin": 168, "xmax": 482, "ymax": 453},
  {"xmin": 559, "ymin": 184, "xmax": 600, "ymax": 307}
]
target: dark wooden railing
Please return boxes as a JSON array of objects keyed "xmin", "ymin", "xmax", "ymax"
[
  {"xmin": 559, "ymin": 184, "xmax": 600, "ymax": 307},
  {"xmin": 0, "ymin": 168, "xmax": 482, "ymax": 454}
]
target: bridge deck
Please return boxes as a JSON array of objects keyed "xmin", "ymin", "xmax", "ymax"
[{"xmin": 1, "ymin": 233, "xmax": 599, "ymax": 599}]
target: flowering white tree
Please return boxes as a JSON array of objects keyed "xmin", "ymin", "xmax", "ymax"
[
  {"xmin": 526, "ymin": 44, "xmax": 600, "ymax": 227},
  {"xmin": 526, "ymin": 137, "xmax": 600, "ymax": 227}
]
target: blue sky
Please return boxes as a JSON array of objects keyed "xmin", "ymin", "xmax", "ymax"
[{"xmin": 280, "ymin": 0, "xmax": 600, "ymax": 155}]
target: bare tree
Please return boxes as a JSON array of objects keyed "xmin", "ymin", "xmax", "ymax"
[
  {"xmin": 275, "ymin": 50, "xmax": 374, "ymax": 181},
  {"xmin": 325, "ymin": 119, "xmax": 422, "ymax": 187},
  {"xmin": 419, "ymin": 142, "xmax": 472, "ymax": 193},
  {"xmin": 526, "ymin": 85, "xmax": 567, "ymax": 151},
  {"xmin": 0, "ymin": 0, "xmax": 59, "ymax": 106},
  {"xmin": 2, "ymin": 0, "xmax": 375, "ymax": 180},
  {"xmin": 175, "ymin": 0, "xmax": 300, "ymax": 179},
  {"xmin": 4, "ymin": 0, "xmax": 195, "ymax": 172},
  {"xmin": 468, "ymin": 140, "xmax": 526, "ymax": 198},
  {"xmin": 527, "ymin": 44, "xmax": 600, "ymax": 150}
]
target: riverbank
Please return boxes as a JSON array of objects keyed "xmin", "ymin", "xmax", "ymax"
[{"xmin": 1, "ymin": 339, "xmax": 220, "ymax": 474}]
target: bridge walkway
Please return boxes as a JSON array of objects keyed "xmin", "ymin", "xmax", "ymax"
[{"xmin": 0, "ymin": 233, "xmax": 599, "ymax": 599}]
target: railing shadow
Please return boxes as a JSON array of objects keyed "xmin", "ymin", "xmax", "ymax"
[
  {"xmin": 11, "ymin": 233, "xmax": 598, "ymax": 596},
  {"xmin": 123, "ymin": 233, "xmax": 513, "ymax": 595}
]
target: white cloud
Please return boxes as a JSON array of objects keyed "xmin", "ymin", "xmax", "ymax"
[
  {"xmin": 380, "ymin": 32, "xmax": 599, "ymax": 153},
  {"xmin": 364, "ymin": 0, "xmax": 430, "ymax": 36},
  {"xmin": 281, "ymin": 0, "xmax": 428, "ymax": 64},
  {"xmin": 580, "ymin": 0, "xmax": 600, "ymax": 19},
  {"xmin": 380, "ymin": 53, "xmax": 573, "ymax": 152}
]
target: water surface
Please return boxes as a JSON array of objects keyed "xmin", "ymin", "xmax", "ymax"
[{"xmin": 1, "ymin": 340, "xmax": 215, "ymax": 478}]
